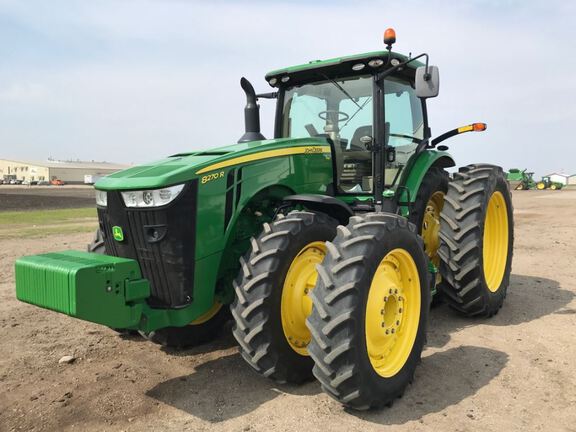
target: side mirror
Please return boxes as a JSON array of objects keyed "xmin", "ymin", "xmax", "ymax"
[{"xmin": 415, "ymin": 65, "xmax": 440, "ymax": 98}]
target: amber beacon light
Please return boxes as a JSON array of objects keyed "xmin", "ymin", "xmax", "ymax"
[{"xmin": 384, "ymin": 28, "xmax": 396, "ymax": 47}]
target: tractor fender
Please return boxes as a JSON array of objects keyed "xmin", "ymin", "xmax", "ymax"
[
  {"xmin": 398, "ymin": 151, "xmax": 455, "ymax": 216},
  {"xmin": 282, "ymin": 194, "xmax": 353, "ymax": 225}
]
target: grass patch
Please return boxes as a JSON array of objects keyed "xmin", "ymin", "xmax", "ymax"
[
  {"xmin": 0, "ymin": 207, "xmax": 96, "ymax": 226},
  {"xmin": 0, "ymin": 207, "xmax": 97, "ymax": 240}
]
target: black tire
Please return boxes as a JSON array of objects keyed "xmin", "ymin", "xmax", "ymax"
[
  {"xmin": 307, "ymin": 213, "xmax": 430, "ymax": 410},
  {"xmin": 231, "ymin": 211, "xmax": 339, "ymax": 384},
  {"xmin": 143, "ymin": 305, "xmax": 230, "ymax": 349},
  {"xmin": 438, "ymin": 164, "xmax": 514, "ymax": 317},
  {"xmin": 408, "ymin": 167, "xmax": 449, "ymax": 304}
]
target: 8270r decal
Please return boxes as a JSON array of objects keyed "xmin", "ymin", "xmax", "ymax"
[{"xmin": 201, "ymin": 171, "xmax": 225, "ymax": 184}]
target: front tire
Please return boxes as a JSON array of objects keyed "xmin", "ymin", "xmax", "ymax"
[
  {"xmin": 438, "ymin": 164, "xmax": 514, "ymax": 317},
  {"xmin": 307, "ymin": 213, "xmax": 430, "ymax": 410},
  {"xmin": 143, "ymin": 303, "xmax": 230, "ymax": 349},
  {"xmin": 231, "ymin": 211, "xmax": 339, "ymax": 384}
]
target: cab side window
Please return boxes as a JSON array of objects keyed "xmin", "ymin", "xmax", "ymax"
[
  {"xmin": 385, "ymin": 78, "xmax": 424, "ymax": 146},
  {"xmin": 384, "ymin": 78, "xmax": 424, "ymax": 187}
]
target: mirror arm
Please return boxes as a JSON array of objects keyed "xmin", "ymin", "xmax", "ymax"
[
  {"xmin": 256, "ymin": 92, "xmax": 278, "ymax": 99},
  {"xmin": 376, "ymin": 52, "xmax": 429, "ymax": 81}
]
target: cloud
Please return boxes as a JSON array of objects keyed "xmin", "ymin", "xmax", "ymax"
[{"xmin": 0, "ymin": 0, "xmax": 574, "ymax": 176}]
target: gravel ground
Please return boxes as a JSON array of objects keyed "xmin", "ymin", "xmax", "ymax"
[{"xmin": 0, "ymin": 190, "xmax": 575, "ymax": 432}]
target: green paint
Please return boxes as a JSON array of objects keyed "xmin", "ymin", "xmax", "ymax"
[
  {"xmin": 398, "ymin": 150, "xmax": 455, "ymax": 217},
  {"xmin": 265, "ymin": 50, "xmax": 423, "ymax": 79},
  {"xmin": 15, "ymin": 251, "xmax": 149, "ymax": 329}
]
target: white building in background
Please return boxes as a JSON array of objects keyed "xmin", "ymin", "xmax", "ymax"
[
  {"xmin": 543, "ymin": 173, "xmax": 569, "ymax": 186},
  {"xmin": 568, "ymin": 175, "xmax": 576, "ymax": 186},
  {"xmin": 0, "ymin": 159, "xmax": 129, "ymax": 184}
]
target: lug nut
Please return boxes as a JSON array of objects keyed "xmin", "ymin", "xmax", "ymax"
[{"xmin": 391, "ymin": 329, "xmax": 395, "ymax": 334}]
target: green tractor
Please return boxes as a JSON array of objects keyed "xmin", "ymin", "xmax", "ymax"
[
  {"xmin": 536, "ymin": 176, "xmax": 563, "ymax": 190},
  {"xmin": 15, "ymin": 30, "xmax": 514, "ymax": 410},
  {"xmin": 507, "ymin": 168, "xmax": 535, "ymax": 190}
]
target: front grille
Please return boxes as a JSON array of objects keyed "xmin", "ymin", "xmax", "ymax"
[{"xmin": 97, "ymin": 181, "xmax": 198, "ymax": 308}]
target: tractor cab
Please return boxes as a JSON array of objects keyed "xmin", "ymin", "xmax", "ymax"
[{"xmin": 266, "ymin": 50, "xmax": 428, "ymax": 197}]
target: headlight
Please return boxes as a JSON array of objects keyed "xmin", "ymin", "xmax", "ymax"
[
  {"xmin": 95, "ymin": 189, "xmax": 108, "ymax": 207},
  {"xmin": 121, "ymin": 184, "xmax": 185, "ymax": 208}
]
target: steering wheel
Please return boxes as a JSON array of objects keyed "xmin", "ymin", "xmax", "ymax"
[{"xmin": 318, "ymin": 110, "xmax": 349, "ymax": 123}]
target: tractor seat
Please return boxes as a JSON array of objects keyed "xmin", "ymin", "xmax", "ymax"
[{"xmin": 349, "ymin": 125, "xmax": 373, "ymax": 151}]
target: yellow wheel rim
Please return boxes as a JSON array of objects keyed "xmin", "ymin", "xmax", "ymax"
[
  {"xmin": 365, "ymin": 248, "xmax": 421, "ymax": 378},
  {"xmin": 483, "ymin": 191, "xmax": 509, "ymax": 292},
  {"xmin": 536, "ymin": 182, "xmax": 545, "ymax": 190},
  {"xmin": 550, "ymin": 184, "xmax": 557, "ymax": 190},
  {"xmin": 421, "ymin": 191, "xmax": 444, "ymax": 285},
  {"xmin": 190, "ymin": 302, "xmax": 222, "ymax": 325},
  {"xmin": 281, "ymin": 241, "xmax": 326, "ymax": 356}
]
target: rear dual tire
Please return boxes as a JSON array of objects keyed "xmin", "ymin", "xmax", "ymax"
[{"xmin": 438, "ymin": 164, "xmax": 514, "ymax": 317}]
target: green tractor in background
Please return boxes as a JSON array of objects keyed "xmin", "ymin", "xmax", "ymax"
[
  {"xmin": 15, "ymin": 29, "xmax": 514, "ymax": 410},
  {"xmin": 536, "ymin": 176, "xmax": 563, "ymax": 190},
  {"xmin": 507, "ymin": 168, "xmax": 536, "ymax": 190}
]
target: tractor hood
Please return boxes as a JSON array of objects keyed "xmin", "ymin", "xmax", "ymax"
[{"xmin": 95, "ymin": 137, "xmax": 330, "ymax": 191}]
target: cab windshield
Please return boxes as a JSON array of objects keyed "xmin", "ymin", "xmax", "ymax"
[
  {"xmin": 280, "ymin": 74, "xmax": 424, "ymax": 194},
  {"xmin": 281, "ymin": 75, "xmax": 373, "ymax": 193}
]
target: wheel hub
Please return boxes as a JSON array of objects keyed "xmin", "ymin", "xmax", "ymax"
[
  {"xmin": 381, "ymin": 288, "xmax": 404, "ymax": 335},
  {"xmin": 365, "ymin": 249, "xmax": 421, "ymax": 378},
  {"xmin": 421, "ymin": 191, "xmax": 444, "ymax": 284},
  {"xmin": 483, "ymin": 191, "xmax": 509, "ymax": 292},
  {"xmin": 281, "ymin": 241, "xmax": 326, "ymax": 356}
]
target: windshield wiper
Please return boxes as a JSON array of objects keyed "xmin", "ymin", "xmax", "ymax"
[
  {"xmin": 320, "ymin": 73, "xmax": 362, "ymax": 109},
  {"xmin": 341, "ymin": 96, "xmax": 372, "ymax": 130}
]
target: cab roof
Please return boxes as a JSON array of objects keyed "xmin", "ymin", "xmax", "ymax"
[{"xmin": 265, "ymin": 50, "xmax": 423, "ymax": 85}]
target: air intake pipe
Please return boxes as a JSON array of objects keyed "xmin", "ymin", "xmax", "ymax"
[{"xmin": 238, "ymin": 77, "xmax": 266, "ymax": 143}]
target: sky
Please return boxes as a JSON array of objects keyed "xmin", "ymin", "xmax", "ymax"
[{"xmin": 0, "ymin": 0, "xmax": 574, "ymax": 178}]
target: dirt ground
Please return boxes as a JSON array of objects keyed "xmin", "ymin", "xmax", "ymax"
[
  {"xmin": 0, "ymin": 186, "xmax": 95, "ymax": 211},
  {"xmin": 1, "ymin": 190, "xmax": 575, "ymax": 432}
]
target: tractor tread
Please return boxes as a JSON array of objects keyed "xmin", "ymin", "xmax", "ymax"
[
  {"xmin": 438, "ymin": 164, "xmax": 514, "ymax": 317},
  {"xmin": 307, "ymin": 213, "xmax": 430, "ymax": 410},
  {"xmin": 231, "ymin": 210, "xmax": 339, "ymax": 384}
]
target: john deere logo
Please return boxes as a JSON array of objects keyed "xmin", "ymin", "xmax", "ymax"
[{"xmin": 112, "ymin": 226, "xmax": 124, "ymax": 242}]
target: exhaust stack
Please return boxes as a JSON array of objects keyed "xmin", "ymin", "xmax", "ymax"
[{"xmin": 238, "ymin": 77, "xmax": 266, "ymax": 143}]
